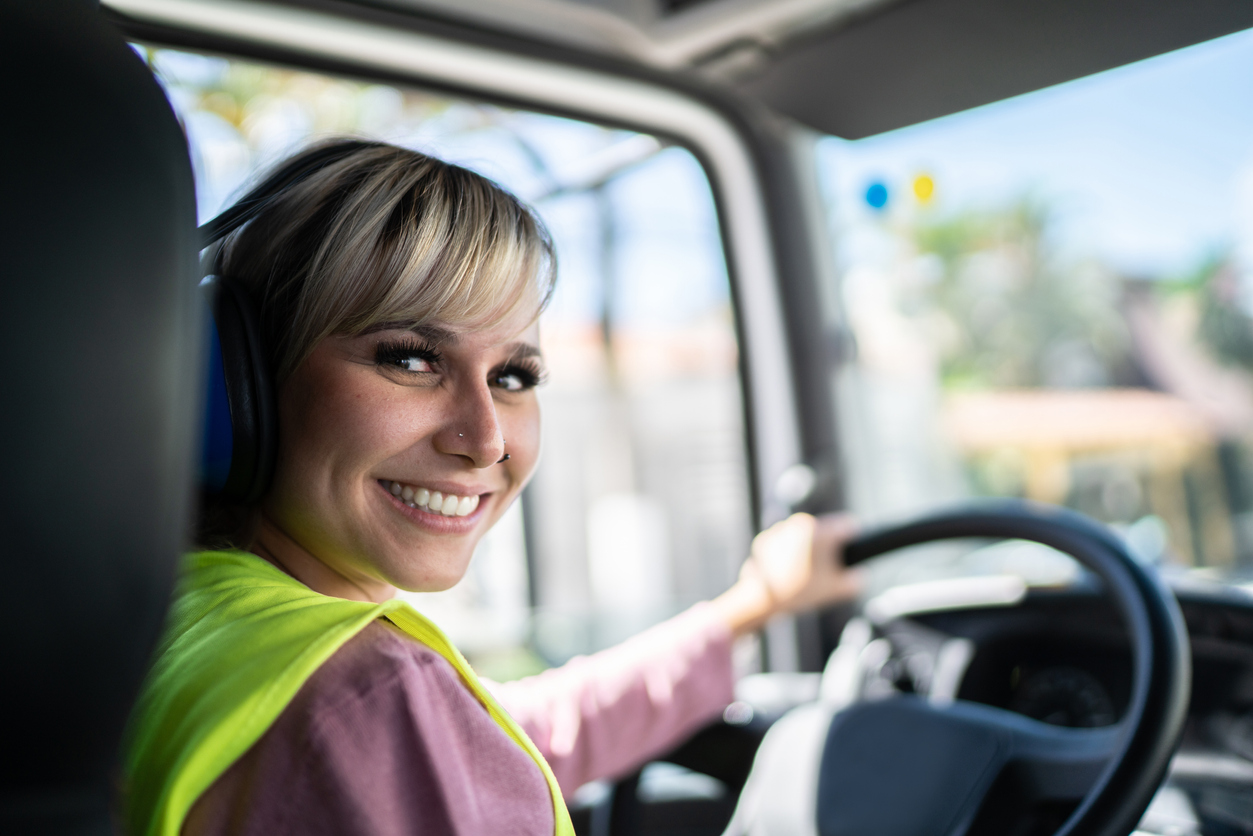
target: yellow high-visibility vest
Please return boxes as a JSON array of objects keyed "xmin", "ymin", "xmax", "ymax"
[{"xmin": 123, "ymin": 549, "xmax": 574, "ymax": 836}]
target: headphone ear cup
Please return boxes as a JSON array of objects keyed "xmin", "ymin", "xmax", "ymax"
[
  {"xmin": 200, "ymin": 276, "xmax": 277, "ymax": 504},
  {"xmin": 200, "ymin": 313, "xmax": 234, "ymax": 493}
]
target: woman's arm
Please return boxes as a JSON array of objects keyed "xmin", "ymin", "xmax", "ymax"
[
  {"xmin": 492, "ymin": 512, "xmax": 862, "ymax": 795},
  {"xmin": 488, "ymin": 601, "xmax": 736, "ymax": 795}
]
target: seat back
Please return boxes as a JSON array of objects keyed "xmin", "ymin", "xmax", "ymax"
[{"xmin": 0, "ymin": 2, "xmax": 200, "ymax": 833}]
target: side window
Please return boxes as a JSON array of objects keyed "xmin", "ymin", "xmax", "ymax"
[
  {"xmin": 146, "ymin": 47, "xmax": 754, "ymax": 676},
  {"xmin": 820, "ymin": 29, "xmax": 1253, "ymax": 577},
  {"xmin": 527, "ymin": 145, "xmax": 752, "ymax": 661}
]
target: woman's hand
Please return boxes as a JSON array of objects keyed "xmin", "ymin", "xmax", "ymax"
[{"xmin": 711, "ymin": 513, "xmax": 862, "ymax": 639}]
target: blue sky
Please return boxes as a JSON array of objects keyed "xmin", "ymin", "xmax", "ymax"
[{"xmin": 818, "ymin": 27, "xmax": 1253, "ymax": 279}]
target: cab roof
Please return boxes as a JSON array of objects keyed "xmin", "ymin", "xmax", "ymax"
[{"xmin": 357, "ymin": 0, "xmax": 1253, "ymax": 137}]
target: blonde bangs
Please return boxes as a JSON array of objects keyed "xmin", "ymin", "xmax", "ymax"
[{"xmin": 219, "ymin": 142, "xmax": 555, "ymax": 382}]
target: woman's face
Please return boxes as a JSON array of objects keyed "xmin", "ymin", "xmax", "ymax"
[{"xmin": 262, "ymin": 309, "xmax": 543, "ymax": 596}]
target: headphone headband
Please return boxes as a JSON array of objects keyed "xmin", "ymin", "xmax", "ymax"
[{"xmin": 198, "ymin": 140, "xmax": 381, "ymax": 247}]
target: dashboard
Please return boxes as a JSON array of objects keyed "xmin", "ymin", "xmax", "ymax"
[{"xmin": 874, "ymin": 580, "xmax": 1253, "ymax": 836}]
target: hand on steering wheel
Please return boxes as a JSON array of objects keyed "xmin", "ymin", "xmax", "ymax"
[{"xmin": 712, "ymin": 513, "xmax": 863, "ymax": 639}]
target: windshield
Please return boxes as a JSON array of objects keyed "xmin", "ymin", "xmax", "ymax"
[{"xmin": 820, "ymin": 28, "xmax": 1253, "ymax": 590}]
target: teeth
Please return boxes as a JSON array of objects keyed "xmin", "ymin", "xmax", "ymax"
[{"xmin": 382, "ymin": 481, "xmax": 481, "ymax": 517}]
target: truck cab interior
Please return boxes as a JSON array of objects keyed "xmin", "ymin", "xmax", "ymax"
[{"xmin": 6, "ymin": 1, "xmax": 1253, "ymax": 835}]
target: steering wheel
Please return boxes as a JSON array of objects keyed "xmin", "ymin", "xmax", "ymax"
[{"xmin": 725, "ymin": 501, "xmax": 1190, "ymax": 836}]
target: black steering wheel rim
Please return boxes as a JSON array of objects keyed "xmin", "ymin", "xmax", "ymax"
[{"xmin": 841, "ymin": 500, "xmax": 1191, "ymax": 836}]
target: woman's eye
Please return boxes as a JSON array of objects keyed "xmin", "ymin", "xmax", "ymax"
[
  {"xmin": 494, "ymin": 372, "xmax": 526, "ymax": 392},
  {"xmin": 374, "ymin": 339, "xmax": 441, "ymax": 375},
  {"xmin": 397, "ymin": 355, "xmax": 433, "ymax": 373},
  {"xmin": 493, "ymin": 365, "xmax": 542, "ymax": 392}
]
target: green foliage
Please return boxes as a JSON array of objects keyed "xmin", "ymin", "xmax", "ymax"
[
  {"xmin": 1198, "ymin": 263, "xmax": 1253, "ymax": 371},
  {"xmin": 908, "ymin": 199, "xmax": 1132, "ymax": 390},
  {"xmin": 1147, "ymin": 253, "xmax": 1253, "ymax": 371},
  {"xmin": 144, "ymin": 46, "xmax": 456, "ymax": 142}
]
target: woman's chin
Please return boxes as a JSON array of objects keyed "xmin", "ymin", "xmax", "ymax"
[
  {"xmin": 382, "ymin": 551, "xmax": 474, "ymax": 594},
  {"xmin": 399, "ymin": 576, "xmax": 463, "ymax": 594}
]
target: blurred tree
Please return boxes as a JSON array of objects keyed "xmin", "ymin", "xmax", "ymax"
[
  {"xmin": 1195, "ymin": 259, "xmax": 1253, "ymax": 371},
  {"xmin": 909, "ymin": 199, "xmax": 1133, "ymax": 390}
]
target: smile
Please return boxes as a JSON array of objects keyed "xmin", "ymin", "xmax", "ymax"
[{"xmin": 380, "ymin": 480, "xmax": 481, "ymax": 517}]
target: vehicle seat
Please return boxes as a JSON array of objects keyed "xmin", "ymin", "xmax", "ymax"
[{"xmin": 0, "ymin": 2, "xmax": 201, "ymax": 834}]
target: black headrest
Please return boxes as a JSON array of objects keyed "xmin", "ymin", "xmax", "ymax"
[{"xmin": 0, "ymin": 2, "xmax": 200, "ymax": 833}]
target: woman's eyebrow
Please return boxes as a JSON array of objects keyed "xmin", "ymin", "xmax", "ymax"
[
  {"xmin": 505, "ymin": 342, "xmax": 543, "ymax": 361},
  {"xmin": 411, "ymin": 324, "xmax": 458, "ymax": 345},
  {"xmin": 363, "ymin": 322, "xmax": 458, "ymax": 345}
]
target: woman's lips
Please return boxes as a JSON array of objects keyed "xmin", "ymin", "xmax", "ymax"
[
  {"xmin": 381, "ymin": 479, "xmax": 480, "ymax": 516},
  {"xmin": 377, "ymin": 479, "xmax": 490, "ymax": 531}
]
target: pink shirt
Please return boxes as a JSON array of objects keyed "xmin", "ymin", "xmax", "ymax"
[
  {"xmin": 184, "ymin": 602, "xmax": 735, "ymax": 835},
  {"xmin": 491, "ymin": 602, "xmax": 736, "ymax": 794}
]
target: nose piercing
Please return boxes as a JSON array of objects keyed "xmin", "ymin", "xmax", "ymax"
[
  {"xmin": 458, "ymin": 433, "xmax": 463, "ymax": 437},
  {"xmin": 497, "ymin": 453, "xmax": 511, "ymax": 463}
]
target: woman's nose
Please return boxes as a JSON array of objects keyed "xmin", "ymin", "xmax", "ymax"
[{"xmin": 435, "ymin": 381, "xmax": 506, "ymax": 468}]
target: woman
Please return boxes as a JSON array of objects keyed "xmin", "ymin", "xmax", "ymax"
[{"xmin": 124, "ymin": 140, "xmax": 861, "ymax": 836}]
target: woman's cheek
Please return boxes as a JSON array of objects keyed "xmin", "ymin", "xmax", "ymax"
[
  {"xmin": 332, "ymin": 371, "xmax": 428, "ymax": 457},
  {"xmin": 505, "ymin": 399, "xmax": 542, "ymax": 478}
]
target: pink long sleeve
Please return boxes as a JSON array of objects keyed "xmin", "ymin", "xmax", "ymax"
[{"xmin": 489, "ymin": 602, "xmax": 736, "ymax": 796}]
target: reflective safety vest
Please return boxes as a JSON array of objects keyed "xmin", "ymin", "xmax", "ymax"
[{"xmin": 123, "ymin": 549, "xmax": 574, "ymax": 836}]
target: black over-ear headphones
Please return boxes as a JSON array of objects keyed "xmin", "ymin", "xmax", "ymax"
[{"xmin": 199, "ymin": 140, "xmax": 382, "ymax": 502}]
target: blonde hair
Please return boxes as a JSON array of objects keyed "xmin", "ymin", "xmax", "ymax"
[{"xmin": 216, "ymin": 140, "xmax": 555, "ymax": 383}]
